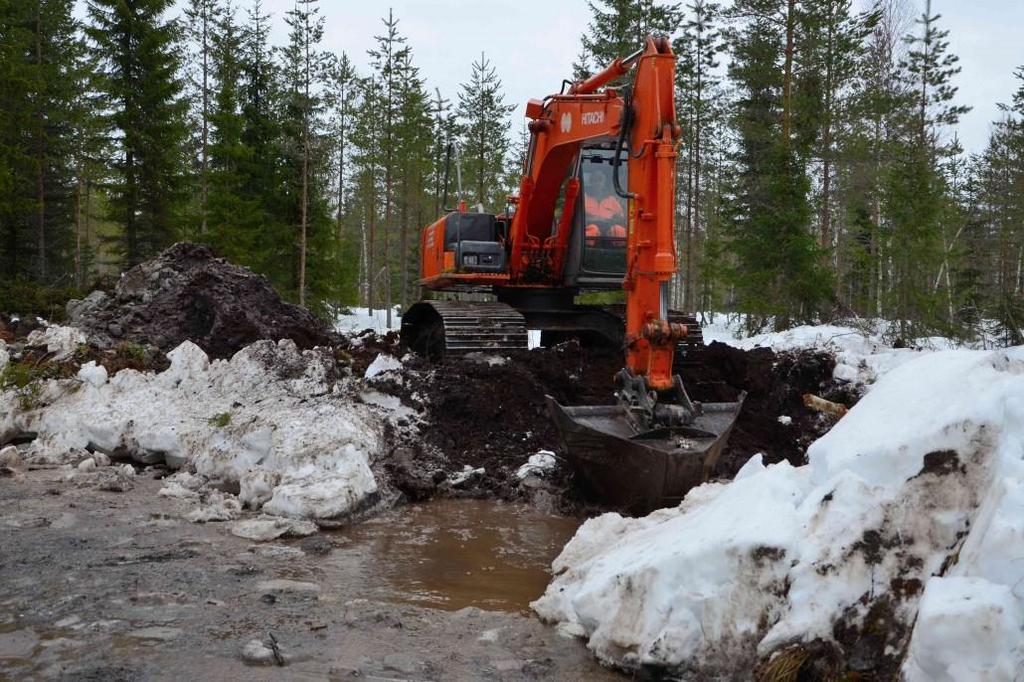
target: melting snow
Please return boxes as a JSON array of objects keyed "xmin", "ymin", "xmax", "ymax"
[
  {"xmin": 364, "ymin": 353, "xmax": 402, "ymax": 379},
  {"xmin": 2, "ymin": 338, "xmax": 386, "ymax": 522},
  {"xmin": 533, "ymin": 348, "xmax": 1024, "ymax": 676}
]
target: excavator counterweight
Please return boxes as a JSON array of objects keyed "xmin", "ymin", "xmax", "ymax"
[{"xmin": 403, "ymin": 37, "xmax": 743, "ymax": 514}]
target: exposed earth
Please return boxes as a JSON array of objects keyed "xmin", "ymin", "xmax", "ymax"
[{"xmin": 0, "ymin": 244, "xmax": 862, "ymax": 679}]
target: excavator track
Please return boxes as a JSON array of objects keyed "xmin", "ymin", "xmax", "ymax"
[{"xmin": 400, "ymin": 301, "xmax": 528, "ymax": 360}]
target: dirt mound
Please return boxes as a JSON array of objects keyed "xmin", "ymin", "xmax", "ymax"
[
  {"xmin": 69, "ymin": 243, "xmax": 331, "ymax": 359},
  {"xmin": 350, "ymin": 335, "xmax": 854, "ymax": 512},
  {"xmin": 686, "ymin": 341, "xmax": 847, "ymax": 477}
]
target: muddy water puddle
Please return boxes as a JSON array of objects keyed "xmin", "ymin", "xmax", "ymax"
[{"xmin": 327, "ymin": 499, "xmax": 581, "ymax": 613}]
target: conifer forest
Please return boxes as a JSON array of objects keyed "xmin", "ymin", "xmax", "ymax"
[{"xmin": 2, "ymin": 0, "xmax": 1022, "ymax": 343}]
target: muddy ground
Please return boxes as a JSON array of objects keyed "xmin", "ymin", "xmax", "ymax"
[
  {"xmin": 345, "ymin": 331, "xmax": 850, "ymax": 510},
  {"xmin": 0, "ymin": 468, "xmax": 623, "ymax": 681},
  {"xmin": 0, "ymin": 245, "xmax": 861, "ymax": 679}
]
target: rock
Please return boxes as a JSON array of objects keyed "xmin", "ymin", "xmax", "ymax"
[
  {"xmin": 253, "ymin": 545, "xmax": 305, "ymax": 560},
  {"xmin": 107, "ymin": 322, "xmax": 123, "ymax": 337},
  {"xmin": 92, "ymin": 452, "xmax": 111, "ymax": 467},
  {"xmin": 95, "ymin": 468, "xmax": 134, "ymax": 492},
  {"xmin": 255, "ymin": 579, "xmax": 320, "ymax": 594},
  {"xmin": 230, "ymin": 516, "xmax": 317, "ymax": 542},
  {"xmin": 65, "ymin": 290, "xmax": 109, "ymax": 326},
  {"xmin": 241, "ymin": 638, "xmax": 282, "ymax": 666},
  {"xmin": 126, "ymin": 626, "xmax": 182, "ymax": 642},
  {"xmin": 298, "ymin": 535, "xmax": 333, "ymax": 556},
  {"xmin": 0, "ymin": 628, "xmax": 39, "ymax": 658},
  {"xmin": 77, "ymin": 457, "xmax": 97, "ymax": 472},
  {"xmin": 382, "ymin": 653, "xmax": 422, "ymax": 675}
]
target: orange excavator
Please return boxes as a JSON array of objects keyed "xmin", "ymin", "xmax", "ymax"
[{"xmin": 402, "ymin": 37, "xmax": 744, "ymax": 513}]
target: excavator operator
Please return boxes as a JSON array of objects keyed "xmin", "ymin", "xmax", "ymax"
[{"xmin": 583, "ymin": 168, "xmax": 627, "ymax": 248}]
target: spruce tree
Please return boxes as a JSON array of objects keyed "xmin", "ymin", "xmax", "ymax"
[
  {"xmin": 674, "ymin": 0, "xmax": 723, "ymax": 311},
  {"xmin": 0, "ymin": 0, "xmax": 85, "ymax": 284},
  {"xmin": 456, "ymin": 52, "xmax": 514, "ymax": 211},
  {"xmin": 86, "ymin": 0, "xmax": 188, "ymax": 266},
  {"xmin": 184, "ymin": 0, "xmax": 224, "ymax": 238},
  {"xmin": 579, "ymin": 0, "xmax": 683, "ymax": 73},
  {"xmin": 205, "ymin": 1, "xmax": 254, "ymax": 266},
  {"xmin": 724, "ymin": 0, "xmax": 830, "ymax": 328},
  {"xmin": 883, "ymin": 0, "xmax": 969, "ymax": 335}
]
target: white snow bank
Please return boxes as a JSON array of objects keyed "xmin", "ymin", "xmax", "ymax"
[
  {"xmin": 0, "ymin": 340, "xmax": 8, "ymax": 372},
  {"xmin": 334, "ymin": 306, "xmax": 401, "ymax": 335},
  {"xmin": 25, "ymin": 324, "xmax": 86, "ymax": 361},
  {"xmin": 364, "ymin": 353, "xmax": 402, "ymax": 379},
  {"xmin": 2, "ymin": 338, "xmax": 386, "ymax": 521},
  {"xmin": 534, "ymin": 347, "xmax": 1024, "ymax": 676},
  {"xmin": 703, "ymin": 314, "xmax": 929, "ymax": 386}
]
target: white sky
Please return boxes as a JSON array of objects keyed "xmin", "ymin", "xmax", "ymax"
[
  {"xmin": 257, "ymin": 0, "xmax": 1023, "ymax": 154},
  {"xmin": 78, "ymin": 0, "xmax": 1022, "ymax": 153}
]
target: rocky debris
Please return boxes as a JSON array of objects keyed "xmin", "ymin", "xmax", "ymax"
[
  {"xmin": 95, "ymin": 466, "xmax": 135, "ymax": 492},
  {"xmin": 67, "ymin": 242, "xmax": 331, "ymax": 359}
]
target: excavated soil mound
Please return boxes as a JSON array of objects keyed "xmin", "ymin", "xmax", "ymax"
[
  {"xmin": 686, "ymin": 341, "xmax": 847, "ymax": 477},
  {"xmin": 69, "ymin": 243, "xmax": 330, "ymax": 359},
  {"xmin": 350, "ymin": 335, "xmax": 853, "ymax": 510}
]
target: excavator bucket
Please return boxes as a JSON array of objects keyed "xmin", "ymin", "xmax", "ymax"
[{"xmin": 546, "ymin": 393, "xmax": 745, "ymax": 515}]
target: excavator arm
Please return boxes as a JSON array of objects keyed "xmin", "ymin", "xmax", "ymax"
[
  {"xmin": 511, "ymin": 36, "xmax": 684, "ymax": 394},
  {"xmin": 540, "ymin": 38, "xmax": 746, "ymax": 513}
]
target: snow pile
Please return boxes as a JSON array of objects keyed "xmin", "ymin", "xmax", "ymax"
[
  {"xmin": 1, "ymin": 338, "xmax": 386, "ymax": 522},
  {"xmin": 334, "ymin": 306, "xmax": 401, "ymax": 335},
  {"xmin": 534, "ymin": 348, "xmax": 1024, "ymax": 677},
  {"xmin": 516, "ymin": 450, "xmax": 559, "ymax": 479},
  {"xmin": 25, "ymin": 325, "xmax": 86, "ymax": 361},
  {"xmin": 0, "ymin": 340, "xmax": 8, "ymax": 372},
  {"xmin": 363, "ymin": 353, "xmax": 402, "ymax": 379}
]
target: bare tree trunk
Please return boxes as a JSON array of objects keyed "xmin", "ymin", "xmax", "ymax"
[
  {"xmin": 781, "ymin": 0, "xmax": 796, "ymax": 145},
  {"xmin": 75, "ymin": 175, "xmax": 83, "ymax": 288},
  {"xmin": 35, "ymin": 8, "xmax": 46, "ymax": 280},
  {"xmin": 298, "ymin": 14, "xmax": 310, "ymax": 307},
  {"xmin": 683, "ymin": 109, "xmax": 694, "ymax": 311},
  {"xmin": 200, "ymin": 4, "xmax": 209, "ymax": 236}
]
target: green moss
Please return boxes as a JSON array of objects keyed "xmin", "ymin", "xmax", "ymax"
[{"xmin": 208, "ymin": 412, "xmax": 231, "ymax": 428}]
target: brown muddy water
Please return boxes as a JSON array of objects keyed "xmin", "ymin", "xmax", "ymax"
[
  {"xmin": 0, "ymin": 470, "xmax": 622, "ymax": 680},
  {"xmin": 332, "ymin": 499, "xmax": 581, "ymax": 613}
]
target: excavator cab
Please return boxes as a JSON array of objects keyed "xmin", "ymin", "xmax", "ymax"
[{"xmin": 565, "ymin": 149, "xmax": 628, "ymax": 286}]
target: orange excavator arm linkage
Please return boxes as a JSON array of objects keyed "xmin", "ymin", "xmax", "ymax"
[{"xmin": 509, "ymin": 36, "xmax": 683, "ymax": 392}]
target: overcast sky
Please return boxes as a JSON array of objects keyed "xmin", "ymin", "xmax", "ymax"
[
  {"xmin": 253, "ymin": 0, "xmax": 1022, "ymax": 154},
  {"xmin": 78, "ymin": 0, "xmax": 1024, "ymax": 154}
]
